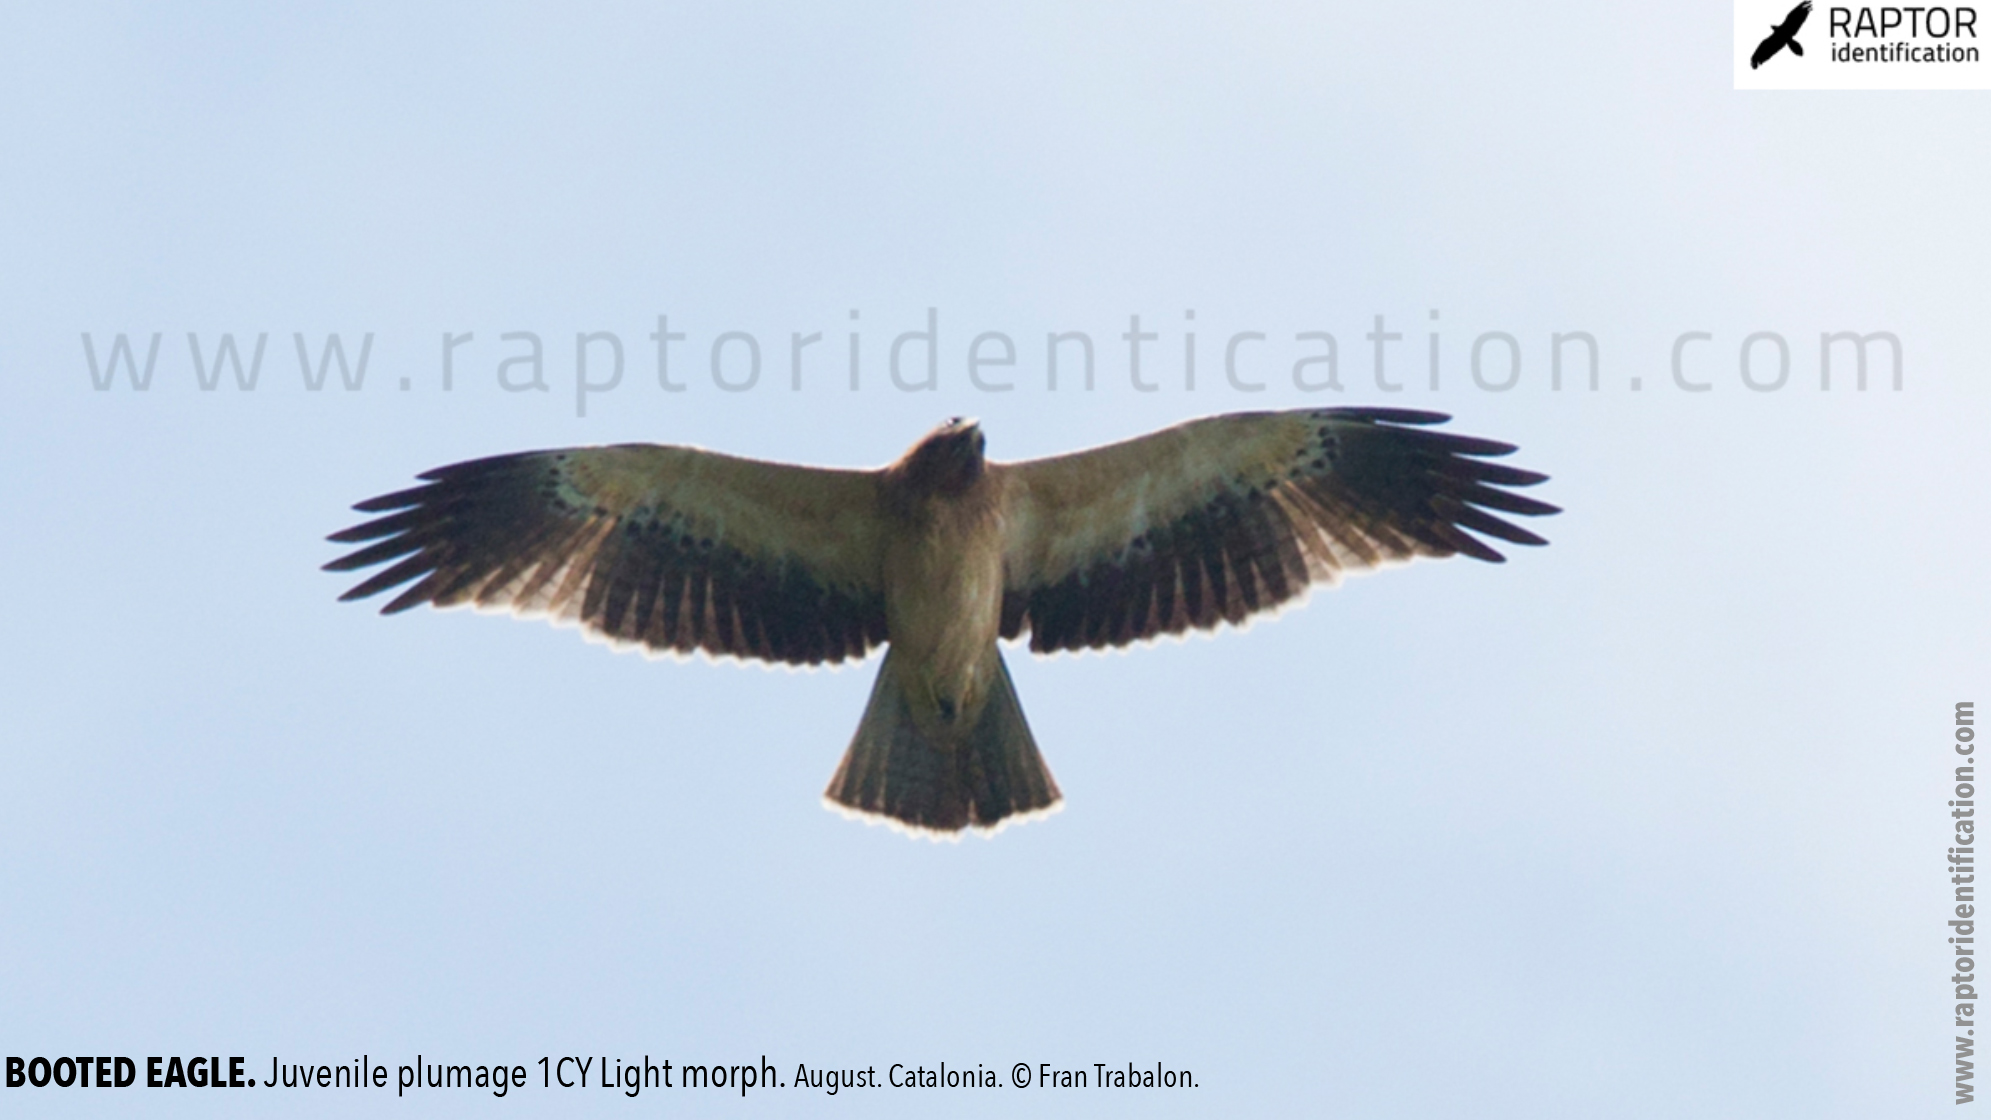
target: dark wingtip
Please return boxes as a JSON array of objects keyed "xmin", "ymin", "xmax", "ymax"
[
  {"xmin": 1339, "ymin": 407, "xmax": 1451, "ymax": 426},
  {"xmin": 352, "ymin": 486, "xmax": 430, "ymax": 513},
  {"xmin": 415, "ymin": 450, "xmax": 540, "ymax": 483},
  {"xmin": 1437, "ymin": 434, "xmax": 1520, "ymax": 457},
  {"xmin": 1447, "ymin": 534, "xmax": 1507, "ymax": 563}
]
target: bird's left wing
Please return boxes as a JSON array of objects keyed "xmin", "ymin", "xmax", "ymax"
[
  {"xmin": 325, "ymin": 445, "xmax": 889, "ymax": 665},
  {"xmin": 995, "ymin": 408, "xmax": 1557, "ymax": 654}
]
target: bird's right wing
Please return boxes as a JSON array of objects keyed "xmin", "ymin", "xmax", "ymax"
[{"xmin": 325, "ymin": 444, "xmax": 890, "ymax": 665}]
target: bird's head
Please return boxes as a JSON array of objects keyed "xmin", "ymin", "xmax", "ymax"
[{"xmin": 894, "ymin": 417, "xmax": 987, "ymax": 496}]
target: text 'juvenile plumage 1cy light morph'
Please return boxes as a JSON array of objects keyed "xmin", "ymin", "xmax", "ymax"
[{"xmin": 325, "ymin": 408, "xmax": 1558, "ymax": 838}]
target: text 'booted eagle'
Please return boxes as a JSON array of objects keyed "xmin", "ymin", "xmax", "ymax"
[{"xmin": 326, "ymin": 408, "xmax": 1557, "ymax": 838}]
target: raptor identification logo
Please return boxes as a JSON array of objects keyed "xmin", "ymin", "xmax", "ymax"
[{"xmin": 1734, "ymin": 0, "xmax": 1990, "ymax": 87}]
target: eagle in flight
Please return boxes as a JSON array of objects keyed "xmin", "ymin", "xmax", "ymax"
[
  {"xmin": 1751, "ymin": 0, "xmax": 1811, "ymax": 68},
  {"xmin": 326, "ymin": 408, "xmax": 1556, "ymax": 837}
]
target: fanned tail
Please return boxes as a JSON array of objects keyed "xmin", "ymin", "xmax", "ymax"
[{"xmin": 824, "ymin": 647, "xmax": 1061, "ymax": 837}]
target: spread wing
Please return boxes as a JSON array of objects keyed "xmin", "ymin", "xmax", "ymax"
[
  {"xmin": 325, "ymin": 445, "xmax": 889, "ymax": 665},
  {"xmin": 1782, "ymin": 1, "xmax": 1811, "ymax": 35},
  {"xmin": 995, "ymin": 408, "xmax": 1557, "ymax": 654}
]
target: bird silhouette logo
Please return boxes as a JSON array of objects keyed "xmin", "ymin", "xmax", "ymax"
[{"xmin": 1751, "ymin": 0, "xmax": 1812, "ymax": 68}]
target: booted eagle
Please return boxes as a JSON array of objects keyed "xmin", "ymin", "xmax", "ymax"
[{"xmin": 326, "ymin": 408, "xmax": 1557, "ymax": 837}]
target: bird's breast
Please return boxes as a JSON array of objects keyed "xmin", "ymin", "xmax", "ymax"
[{"xmin": 881, "ymin": 496, "xmax": 1006, "ymax": 723}]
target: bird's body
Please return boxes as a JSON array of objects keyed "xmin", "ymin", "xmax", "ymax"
[
  {"xmin": 327, "ymin": 408, "xmax": 1557, "ymax": 837},
  {"xmin": 877, "ymin": 422, "xmax": 1007, "ymax": 729}
]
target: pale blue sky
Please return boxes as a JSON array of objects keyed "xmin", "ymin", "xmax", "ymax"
[{"xmin": 3, "ymin": 3, "xmax": 1987, "ymax": 1117}]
